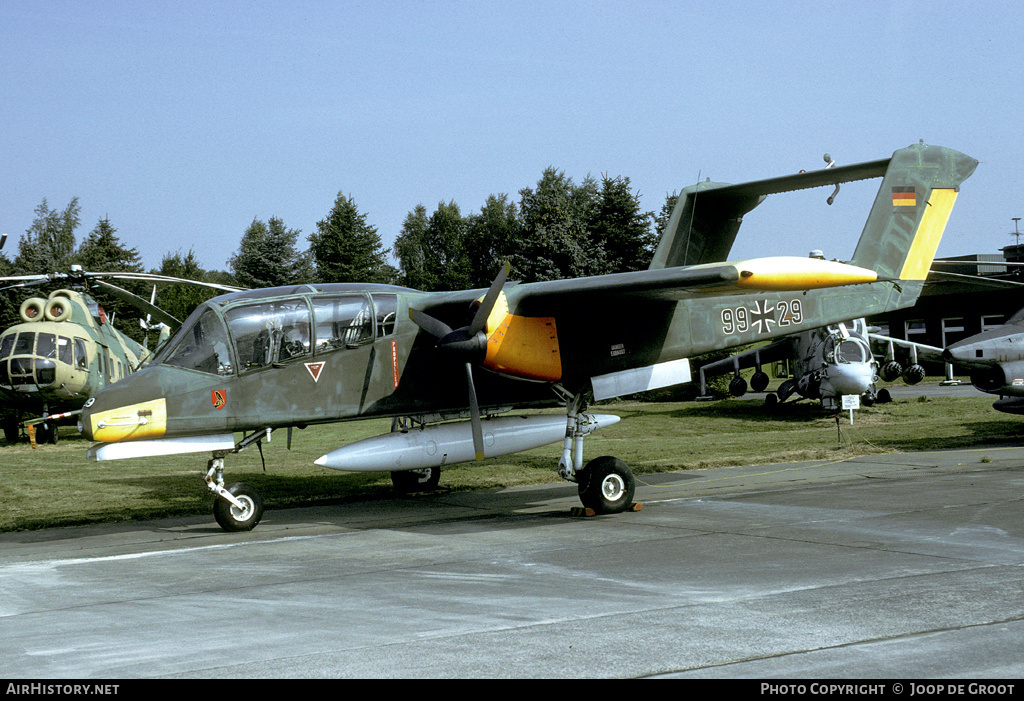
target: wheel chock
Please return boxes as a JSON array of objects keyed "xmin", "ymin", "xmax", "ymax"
[{"xmin": 570, "ymin": 503, "xmax": 643, "ymax": 518}]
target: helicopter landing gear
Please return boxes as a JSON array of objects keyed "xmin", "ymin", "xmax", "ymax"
[{"xmin": 206, "ymin": 455, "xmax": 264, "ymax": 532}]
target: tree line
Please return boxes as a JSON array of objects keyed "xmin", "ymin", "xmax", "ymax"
[{"xmin": 1, "ymin": 169, "xmax": 680, "ymax": 342}]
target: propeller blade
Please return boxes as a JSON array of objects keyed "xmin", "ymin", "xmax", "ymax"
[
  {"xmin": 465, "ymin": 362, "xmax": 484, "ymax": 461},
  {"xmin": 468, "ymin": 262, "xmax": 509, "ymax": 335},
  {"xmin": 409, "ymin": 308, "xmax": 453, "ymax": 339}
]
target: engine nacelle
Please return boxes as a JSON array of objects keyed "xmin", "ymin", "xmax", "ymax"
[{"xmin": 970, "ymin": 360, "xmax": 1024, "ymax": 396}]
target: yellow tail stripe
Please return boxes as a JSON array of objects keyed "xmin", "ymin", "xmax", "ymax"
[{"xmin": 899, "ymin": 188, "xmax": 958, "ymax": 280}]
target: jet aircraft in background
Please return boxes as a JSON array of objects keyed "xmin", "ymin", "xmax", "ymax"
[{"xmin": 875, "ymin": 305, "xmax": 1024, "ymax": 414}]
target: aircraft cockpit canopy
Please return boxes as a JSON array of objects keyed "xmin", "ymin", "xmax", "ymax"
[
  {"xmin": 823, "ymin": 333, "xmax": 871, "ymax": 365},
  {"xmin": 154, "ymin": 293, "xmax": 399, "ymax": 376}
]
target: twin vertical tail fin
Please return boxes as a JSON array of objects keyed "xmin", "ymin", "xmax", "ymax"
[
  {"xmin": 850, "ymin": 143, "xmax": 978, "ymax": 280},
  {"xmin": 650, "ymin": 143, "xmax": 978, "ymax": 277}
]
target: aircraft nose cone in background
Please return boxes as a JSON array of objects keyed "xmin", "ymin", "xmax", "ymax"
[{"xmin": 944, "ymin": 327, "xmax": 1024, "ymax": 367}]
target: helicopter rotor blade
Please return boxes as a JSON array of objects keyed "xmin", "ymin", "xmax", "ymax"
[{"xmin": 91, "ymin": 279, "xmax": 181, "ymax": 328}]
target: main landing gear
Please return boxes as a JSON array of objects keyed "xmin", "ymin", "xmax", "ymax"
[{"xmin": 556, "ymin": 389, "xmax": 637, "ymax": 515}]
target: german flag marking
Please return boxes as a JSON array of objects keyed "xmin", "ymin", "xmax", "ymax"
[{"xmin": 892, "ymin": 186, "xmax": 917, "ymax": 207}]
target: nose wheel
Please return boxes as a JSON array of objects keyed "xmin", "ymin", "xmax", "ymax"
[
  {"xmin": 206, "ymin": 456, "xmax": 264, "ymax": 532},
  {"xmin": 212, "ymin": 482, "xmax": 264, "ymax": 532}
]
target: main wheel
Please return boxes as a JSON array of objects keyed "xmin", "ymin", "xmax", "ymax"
[
  {"xmin": 391, "ymin": 467, "xmax": 440, "ymax": 494},
  {"xmin": 213, "ymin": 482, "xmax": 264, "ymax": 532},
  {"xmin": 577, "ymin": 456, "xmax": 635, "ymax": 514}
]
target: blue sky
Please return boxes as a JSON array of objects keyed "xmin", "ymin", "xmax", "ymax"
[{"xmin": 2, "ymin": 1, "xmax": 1020, "ymax": 275}]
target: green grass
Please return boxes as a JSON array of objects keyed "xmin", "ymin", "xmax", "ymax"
[{"xmin": 3, "ymin": 393, "xmax": 1022, "ymax": 532}]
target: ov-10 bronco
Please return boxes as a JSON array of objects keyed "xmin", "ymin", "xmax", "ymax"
[{"xmin": 79, "ymin": 143, "xmax": 977, "ymax": 531}]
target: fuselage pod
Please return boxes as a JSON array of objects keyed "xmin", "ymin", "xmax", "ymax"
[{"xmin": 315, "ymin": 414, "xmax": 620, "ymax": 472}]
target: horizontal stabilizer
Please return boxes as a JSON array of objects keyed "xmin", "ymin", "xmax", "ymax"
[{"xmin": 651, "ymin": 158, "xmax": 890, "ymax": 269}]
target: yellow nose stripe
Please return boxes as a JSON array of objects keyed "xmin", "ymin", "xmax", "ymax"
[{"xmin": 90, "ymin": 398, "xmax": 167, "ymax": 442}]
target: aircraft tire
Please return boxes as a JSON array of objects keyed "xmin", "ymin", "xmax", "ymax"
[
  {"xmin": 876, "ymin": 388, "xmax": 892, "ymax": 403},
  {"xmin": 213, "ymin": 482, "xmax": 264, "ymax": 532},
  {"xmin": 391, "ymin": 467, "xmax": 440, "ymax": 494},
  {"xmin": 577, "ymin": 456, "xmax": 635, "ymax": 514}
]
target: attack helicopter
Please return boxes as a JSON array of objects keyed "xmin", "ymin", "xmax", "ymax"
[
  {"xmin": 79, "ymin": 143, "xmax": 978, "ymax": 532},
  {"xmin": 0, "ymin": 268, "xmax": 241, "ymax": 442},
  {"xmin": 696, "ymin": 315, "xmax": 886, "ymax": 410}
]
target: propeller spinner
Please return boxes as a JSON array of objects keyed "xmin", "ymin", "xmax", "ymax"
[{"xmin": 410, "ymin": 264, "xmax": 509, "ymax": 461}]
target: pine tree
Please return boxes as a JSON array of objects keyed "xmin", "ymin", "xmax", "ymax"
[
  {"xmin": 229, "ymin": 217, "xmax": 313, "ymax": 289},
  {"xmin": 308, "ymin": 193, "xmax": 394, "ymax": 284},
  {"xmin": 77, "ymin": 217, "xmax": 144, "ymax": 273},
  {"xmin": 16, "ymin": 198, "xmax": 80, "ymax": 273}
]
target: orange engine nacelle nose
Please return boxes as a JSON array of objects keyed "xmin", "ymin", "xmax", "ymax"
[{"xmin": 482, "ymin": 314, "xmax": 561, "ymax": 382}]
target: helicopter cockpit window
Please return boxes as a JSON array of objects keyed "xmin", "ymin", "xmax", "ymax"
[
  {"xmin": 162, "ymin": 308, "xmax": 234, "ymax": 375},
  {"xmin": 825, "ymin": 334, "xmax": 870, "ymax": 365},
  {"xmin": 837, "ymin": 338, "xmax": 869, "ymax": 364},
  {"xmin": 311, "ymin": 296, "xmax": 374, "ymax": 352},
  {"xmin": 0, "ymin": 334, "xmax": 15, "ymax": 360},
  {"xmin": 58, "ymin": 337, "xmax": 72, "ymax": 366},
  {"xmin": 36, "ymin": 333, "xmax": 56, "ymax": 360},
  {"xmin": 225, "ymin": 300, "xmax": 312, "ymax": 372},
  {"xmin": 14, "ymin": 332, "xmax": 34, "ymax": 356},
  {"xmin": 74, "ymin": 339, "xmax": 88, "ymax": 370}
]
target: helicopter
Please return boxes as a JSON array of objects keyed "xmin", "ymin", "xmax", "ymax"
[
  {"xmin": 79, "ymin": 143, "xmax": 978, "ymax": 532},
  {"xmin": 696, "ymin": 316, "xmax": 886, "ymax": 410},
  {"xmin": 0, "ymin": 268, "xmax": 241, "ymax": 442}
]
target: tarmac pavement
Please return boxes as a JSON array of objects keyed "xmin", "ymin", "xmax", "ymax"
[{"xmin": 1, "ymin": 439, "xmax": 1022, "ymax": 679}]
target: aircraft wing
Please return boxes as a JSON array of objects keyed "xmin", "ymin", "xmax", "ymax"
[
  {"xmin": 869, "ymin": 334, "xmax": 946, "ymax": 364},
  {"xmin": 697, "ymin": 338, "xmax": 796, "ymax": 378}
]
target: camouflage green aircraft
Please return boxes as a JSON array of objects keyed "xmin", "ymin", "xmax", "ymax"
[
  {"xmin": 0, "ymin": 268, "xmax": 240, "ymax": 443},
  {"xmin": 80, "ymin": 143, "xmax": 978, "ymax": 532}
]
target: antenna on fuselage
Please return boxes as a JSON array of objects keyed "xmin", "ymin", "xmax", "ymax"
[{"xmin": 824, "ymin": 153, "xmax": 841, "ymax": 205}]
